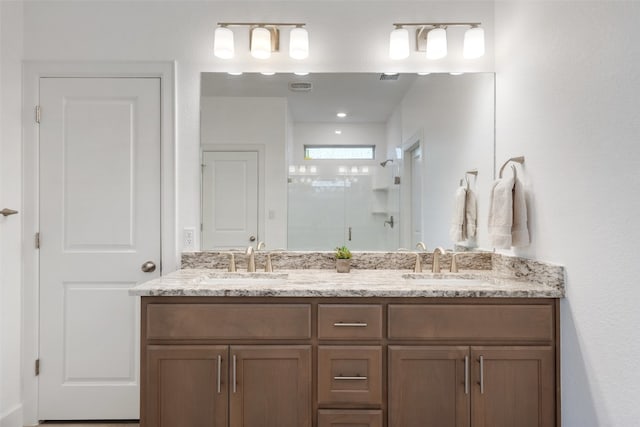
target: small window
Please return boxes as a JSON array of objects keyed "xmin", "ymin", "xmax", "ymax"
[{"xmin": 304, "ymin": 145, "xmax": 375, "ymax": 160}]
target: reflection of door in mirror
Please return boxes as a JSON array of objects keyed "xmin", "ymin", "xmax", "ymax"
[
  {"xmin": 202, "ymin": 151, "xmax": 258, "ymax": 248},
  {"xmin": 410, "ymin": 145, "xmax": 423, "ymax": 247}
]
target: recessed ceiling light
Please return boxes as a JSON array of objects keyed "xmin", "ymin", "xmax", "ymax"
[
  {"xmin": 294, "ymin": 72, "xmax": 309, "ymax": 76},
  {"xmin": 227, "ymin": 71, "xmax": 243, "ymax": 76},
  {"xmin": 417, "ymin": 72, "xmax": 431, "ymax": 76},
  {"xmin": 336, "ymin": 112, "xmax": 347, "ymax": 118},
  {"xmin": 335, "ymin": 130, "xmax": 342, "ymax": 135},
  {"xmin": 449, "ymin": 72, "xmax": 464, "ymax": 76},
  {"xmin": 383, "ymin": 72, "xmax": 399, "ymax": 76},
  {"xmin": 261, "ymin": 71, "xmax": 276, "ymax": 76}
]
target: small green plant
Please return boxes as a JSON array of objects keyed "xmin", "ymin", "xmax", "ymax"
[{"xmin": 335, "ymin": 246, "xmax": 352, "ymax": 259}]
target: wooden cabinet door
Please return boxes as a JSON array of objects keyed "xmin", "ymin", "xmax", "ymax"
[
  {"xmin": 389, "ymin": 346, "xmax": 470, "ymax": 427},
  {"xmin": 146, "ymin": 345, "xmax": 228, "ymax": 427},
  {"xmin": 230, "ymin": 345, "xmax": 312, "ymax": 427},
  {"xmin": 471, "ymin": 346, "xmax": 555, "ymax": 427}
]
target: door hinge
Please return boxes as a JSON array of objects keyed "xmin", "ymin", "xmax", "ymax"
[
  {"xmin": 35, "ymin": 359, "xmax": 40, "ymax": 376},
  {"xmin": 35, "ymin": 232, "xmax": 40, "ymax": 249},
  {"xmin": 35, "ymin": 105, "xmax": 41, "ymax": 124}
]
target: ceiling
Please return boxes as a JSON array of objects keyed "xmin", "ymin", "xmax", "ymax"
[{"xmin": 200, "ymin": 72, "xmax": 417, "ymax": 123}]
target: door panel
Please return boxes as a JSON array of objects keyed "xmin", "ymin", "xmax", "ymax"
[
  {"xmin": 202, "ymin": 151, "xmax": 258, "ymax": 248},
  {"xmin": 388, "ymin": 346, "xmax": 469, "ymax": 427},
  {"xmin": 230, "ymin": 345, "xmax": 311, "ymax": 427},
  {"xmin": 471, "ymin": 346, "xmax": 555, "ymax": 427},
  {"xmin": 39, "ymin": 77, "xmax": 161, "ymax": 419}
]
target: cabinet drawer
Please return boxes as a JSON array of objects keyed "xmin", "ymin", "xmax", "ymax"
[
  {"xmin": 318, "ymin": 305, "xmax": 382, "ymax": 340},
  {"xmin": 318, "ymin": 346, "xmax": 382, "ymax": 406},
  {"xmin": 146, "ymin": 304, "xmax": 311, "ymax": 340},
  {"xmin": 388, "ymin": 304, "xmax": 554, "ymax": 342},
  {"xmin": 318, "ymin": 409, "xmax": 383, "ymax": 427}
]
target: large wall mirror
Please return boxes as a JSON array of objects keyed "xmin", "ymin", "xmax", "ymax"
[{"xmin": 200, "ymin": 72, "xmax": 494, "ymax": 251}]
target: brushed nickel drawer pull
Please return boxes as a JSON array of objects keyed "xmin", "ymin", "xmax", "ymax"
[
  {"xmin": 232, "ymin": 354, "xmax": 237, "ymax": 393},
  {"xmin": 464, "ymin": 355, "xmax": 469, "ymax": 395},
  {"xmin": 217, "ymin": 354, "xmax": 222, "ymax": 394},
  {"xmin": 333, "ymin": 322, "xmax": 368, "ymax": 327},
  {"xmin": 334, "ymin": 376, "xmax": 368, "ymax": 380},
  {"xmin": 479, "ymin": 355, "xmax": 484, "ymax": 394}
]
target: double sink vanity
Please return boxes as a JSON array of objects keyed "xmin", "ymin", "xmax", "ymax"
[{"xmin": 130, "ymin": 250, "xmax": 564, "ymax": 427}]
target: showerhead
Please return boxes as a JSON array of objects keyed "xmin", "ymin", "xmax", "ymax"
[{"xmin": 380, "ymin": 159, "xmax": 394, "ymax": 167}]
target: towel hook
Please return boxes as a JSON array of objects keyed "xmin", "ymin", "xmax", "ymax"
[
  {"xmin": 464, "ymin": 169, "xmax": 478, "ymax": 189},
  {"xmin": 499, "ymin": 156, "xmax": 525, "ymax": 178}
]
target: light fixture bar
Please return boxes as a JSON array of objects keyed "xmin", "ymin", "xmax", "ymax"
[
  {"xmin": 392, "ymin": 22, "xmax": 481, "ymax": 28},
  {"xmin": 218, "ymin": 22, "xmax": 306, "ymax": 27}
]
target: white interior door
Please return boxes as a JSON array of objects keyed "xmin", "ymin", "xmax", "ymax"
[
  {"xmin": 202, "ymin": 151, "xmax": 259, "ymax": 248},
  {"xmin": 38, "ymin": 77, "xmax": 161, "ymax": 420}
]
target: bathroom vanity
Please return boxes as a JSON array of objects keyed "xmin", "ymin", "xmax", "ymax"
[{"xmin": 131, "ymin": 253, "xmax": 564, "ymax": 427}]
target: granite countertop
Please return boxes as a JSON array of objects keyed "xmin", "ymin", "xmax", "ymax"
[{"xmin": 129, "ymin": 268, "xmax": 564, "ymax": 298}]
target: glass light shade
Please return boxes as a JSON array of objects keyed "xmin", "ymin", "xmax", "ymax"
[
  {"xmin": 426, "ymin": 28, "xmax": 447, "ymax": 59},
  {"xmin": 251, "ymin": 27, "xmax": 272, "ymax": 59},
  {"xmin": 289, "ymin": 27, "xmax": 309, "ymax": 59},
  {"xmin": 463, "ymin": 27, "xmax": 485, "ymax": 59},
  {"xmin": 389, "ymin": 27, "xmax": 410, "ymax": 60},
  {"xmin": 213, "ymin": 27, "xmax": 234, "ymax": 59}
]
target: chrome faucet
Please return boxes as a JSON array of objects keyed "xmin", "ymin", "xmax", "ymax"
[
  {"xmin": 415, "ymin": 242, "xmax": 427, "ymax": 251},
  {"xmin": 432, "ymin": 247, "xmax": 446, "ymax": 273},
  {"xmin": 257, "ymin": 241, "xmax": 266, "ymax": 250},
  {"xmin": 246, "ymin": 246, "xmax": 256, "ymax": 272}
]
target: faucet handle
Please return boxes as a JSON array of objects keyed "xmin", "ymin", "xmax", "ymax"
[
  {"xmin": 265, "ymin": 253, "xmax": 273, "ymax": 272},
  {"xmin": 414, "ymin": 253, "xmax": 422, "ymax": 273},
  {"xmin": 228, "ymin": 253, "xmax": 236, "ymax": 272},
  {"xmin": 450, "ymin": 253, "xmax": 459, "ymax": 273}
]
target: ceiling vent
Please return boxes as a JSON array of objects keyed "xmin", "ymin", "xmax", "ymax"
[
  {"xmin": 289, "ymin": 82, "xmax": 313, "ymax": 92},
  {"xmin": 379, "ymin": 73, "xmax": 400, "ymax": 81}
]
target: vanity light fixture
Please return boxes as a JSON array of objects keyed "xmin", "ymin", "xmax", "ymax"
[
  {"xmin": 214, "ymin": 22, "xmax": 309, "ymax": 60},
  {"xmin": 463, "ymin": 25, "xmax": 485, "ymax": 59},
  {"xmin": 389, "ymin": 25, "xmax": 410, "ymax": 60},
  {"xmin": 389, "ymin": 22, "xmax": 484, "ymax": 60}
]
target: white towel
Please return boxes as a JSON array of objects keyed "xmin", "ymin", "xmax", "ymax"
[
  {"xmin": 511, "ymin": 176, "xmax": 530, "ymax": 247},
  {"xmin": 465, "ymin": 188, "xmax": 478, "ymax": 239},
  {"xmin": 488, "ymin": 175, "xmax": 515, "ymax": 248},
  {"xmin": 449, "ymin": 186, "xmax": 467, "ymax": 242}
]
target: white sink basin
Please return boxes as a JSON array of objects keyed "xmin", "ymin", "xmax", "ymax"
[
  {"xmin": 404, "ymin": 278, "xmax": 488, "ymax": 286},
  {"xmin": 193, "ymin": 271, "xmax": 289, "ymax": 286},
  {"xmin": 200, "ymin": 271, "xmax": 289, "ymax": 280},
  {"xmin": 402, "ymin": 272, "xmax": 491, "ymax": 287}
]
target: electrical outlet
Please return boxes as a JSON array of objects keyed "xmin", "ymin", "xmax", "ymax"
[{"xmin": 183, "ymin": 227, "xmax": 195, "ymax": 250}]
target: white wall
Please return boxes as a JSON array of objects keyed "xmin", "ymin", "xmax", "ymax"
[
  {"xmin": 494, "ymin": 2, "xmax": 640, "ymax": 425},
  {"xmin": 0, "ymin": 1, "xmax": 24, "ymax": 426},
  {"xmin": 400, "ymin": 73, "xmax": 495, "ymax": 250},
  {"xmin": 201, "ymin": 96, "xmax": 288, "ymax": 248}
]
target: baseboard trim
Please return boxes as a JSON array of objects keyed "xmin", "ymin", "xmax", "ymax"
[{"xmin": 0, "ymin": 405, "xmax": 23, "ymax": 427}]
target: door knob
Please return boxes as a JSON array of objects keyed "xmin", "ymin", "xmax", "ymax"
[
  {"xmin": 1, "ymin": 208, "xmax": 18, "ymax": 217},
  {"xmin": 141, "ymin": 261, "xmax": 156, "ymax": 273},
  {"xmin": 249, "ymin": 235, "xmax": 256, "ymax": 242}
]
